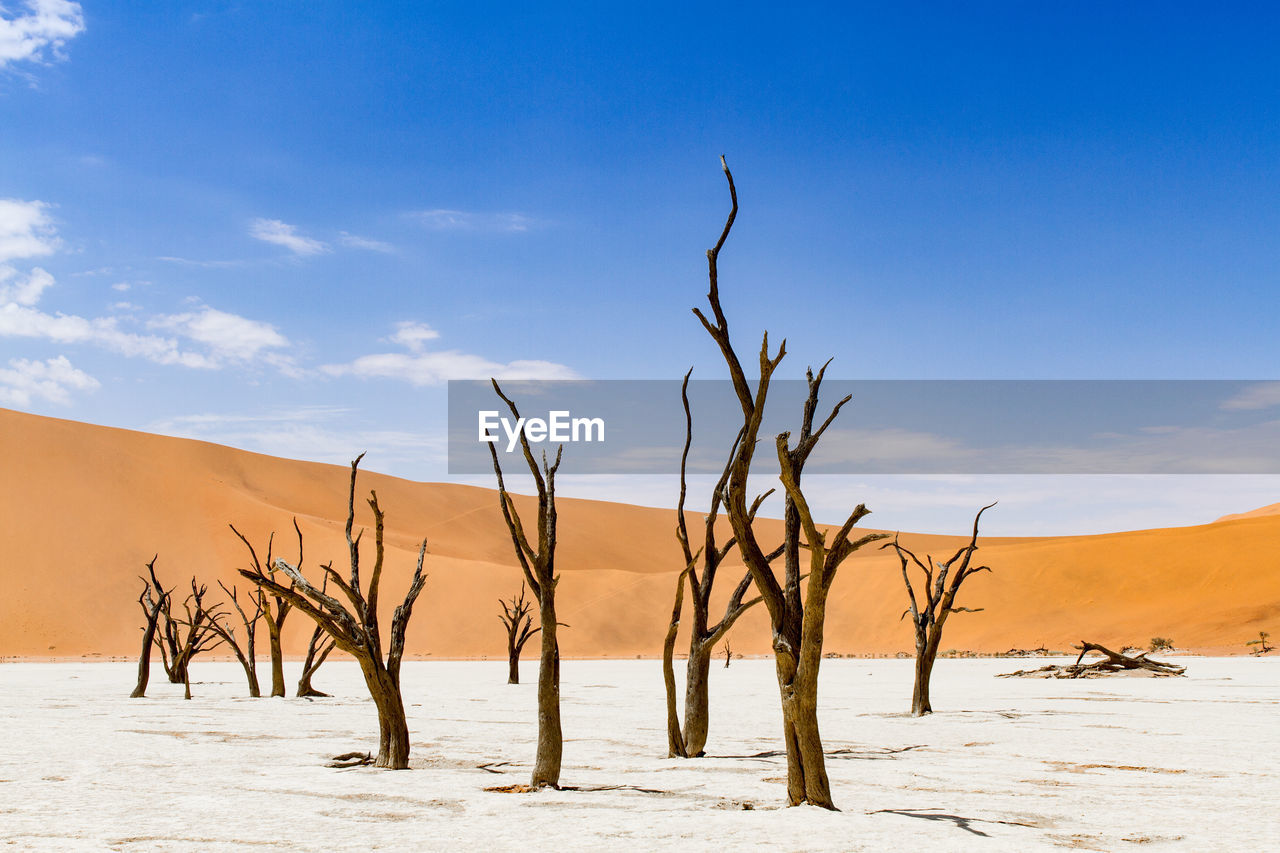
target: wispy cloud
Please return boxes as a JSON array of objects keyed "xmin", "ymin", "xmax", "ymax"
[
  {"xmin": 0, "ymin": 354, "xmax": 98, "ymax": 405},
  {"xmin": 248, "ymin": 218, "xmax": 330, "ymax": 256},
  {"xmin": 386, "ymin": 320, "xmax": 439, "ymax": 353},
  {"xmin": 156, "ymin": 256, "xmax": 248, "ymax": 269},
  {"xmin": 322, "ymin": 320, "xmax": 576, "ymax": 385},
  {"xmin": 0, "ymin": 198, "xmax": 59, "ymax": 263},
  {"xmin": 149, "ymin": 305, "xmax": 291, "ymax": 366},
  {"xmin": 148, "ymin": 407, "xmax": 446, "ymax": 470},
  {"xmin": 413, "ymin": 209, "xmax": 537, "ymax": 233},
  {"xmin": 338, "ymin": 231, "xmax": 394, "ymax": 253},
  {"xmin": 0, "ymin": 0, "xmax": 84, "ymax": 72},
  {"xmin": 0, "ymin": 204, "xmax": 297, "ymax": 374},
  {"xmin": 1221, "ymin": 382, "xmax": 1280, "ymax": 412}
]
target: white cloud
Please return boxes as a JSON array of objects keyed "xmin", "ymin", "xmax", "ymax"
[
  {"xmin": 0, "ymin": 354, "xmax": 98, "ymax": 405},
  {"xmin": 323, "ymin": 351, "xmax": 577, "ymax": 385},
  {"xmin": 0, "ymin": 265, "xmax": 54, "ymax": 305},
  {"xmin": 150, "ymin": 306, "xmax": 288, "ymax": 363},
  {"xmin": 0, "ymin": 199, "xmax": 298, "ymax": 377},
  {"xmin": 322, "ymin": 321, "xmax": 577, "ymax": 385},
  {"xmin": 338, "ymin": 231, "xmax": 394, "ymax": 253},
  {"xmin": 248, "ymin": 218, "xmax": 329, "ymax": 256},
  {"xmin": 1221, "ymin": 382, "xmax": 1280, "ymax": 412},
  {"xmin": 0, "ymin": 300, "xmax": 215, "ymax": 366},
  {"xmin": 0, "ymin": 0, "xmax": 84, "ymax": 71},
  {"xmin": 149, "ymin": 407, "xmax": 446, "ymax": 470},
  {"xmin": 387, "ymin": 321, "xmax": 439, "ymax": 353},
  {"xmin": 413, "ymin": 209, "xmax": 536, "ymax": 233},
  {"xmin": 0, "ymin": 198, "xmax": 59, "ymax": 262}
]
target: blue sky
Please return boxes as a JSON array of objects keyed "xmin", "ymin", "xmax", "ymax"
[{"xmin": 3, "ymin": 2, "xmax": 1280, "ymax": 534}]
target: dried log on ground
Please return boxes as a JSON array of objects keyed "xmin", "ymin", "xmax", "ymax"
[{"xmin": 998, "ymin": 641, "xmax": 1186, "ymax": 678}]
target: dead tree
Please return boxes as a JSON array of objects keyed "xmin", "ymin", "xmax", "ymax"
[
  {"xmin": 723, "ymin": 639, "xmax": 732, "ymax": 668},
  {"xmin": 239, "ymin": 455, "xmax": 428, "ymax": 769},
  {"xmin": 487, "ymin": 379, "xmax": 564, "ymax": 789},
  {"xmin": 297, "ymin": 572, "xmax": 338, "ymax": 697},
  {"xmin": 692, "ymin": 156, "xmax": 888, "ymax": 809},
  {"xmin": 499, "ymin": 583, "xmax": 540, "ymax": 684},
  {"xmin": 171, "ymin": 578, "xmax": 226, "ymax": 699},
  {"xmin": 1000, "ymin": 642, "xmax": 1186, "ymax": 678},
  {"xmin": 662, "ymin": 370, "xmax": 773, "ymax": 758},
  {"xmin": 130, "ymin": 556, "xmax": 170, "ymax": 698},
  {"xmin": 204, "ymin": 581, "xmax": 265, "ymax": 697},
  {"xmin": 229, "ymin": 523, "xmax": 300, "ymax": 697},
  {"xmin": 883, "ymin": 503, "xmax": 996, "ymax": 716},
  {"xmin": 1247, "ymin": 631, "xmax": 1273, "ymax": 655},
  {"xmin": 145, "ymin": 559, "xmax": 189, "ymax": 685}
]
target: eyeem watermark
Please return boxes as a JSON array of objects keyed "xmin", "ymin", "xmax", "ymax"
[
  {"xmin": 478, "ymin": 410, "xmax": 605, "ymax": 452},
  {"xmin": 450, "ymin": 378, "xmax": 1280, "ymax": 475}
]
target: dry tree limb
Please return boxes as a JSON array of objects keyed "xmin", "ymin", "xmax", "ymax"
[
  {"xmin": 297, "ymin": 569, "xmax": 338, "ymax": 697},
  {"xmin": 998, "ymin": 641, "xmax": 1186, "ymax": 678},
  {"xmin": 663, "ymin": 368, "xmax": 777, "ymax": 759},
  {"xmin": 882, "ymin": 503, "xmax": 996, "ymax": 716},
  {"xmin": 130, "ymin": 557, "xmax": 170, "ymax": 698},
  {"xmin": 328, "ymin": 751, "xmax": 374, "ymax": 768},
  {"xmin": 239, "ymin": 455, "xmax": 428, "ymax": 769},
  {"xmin": 204, "ymin": 581, "xmax": 265, "ymax": 697},
  {"xmin": 691, "ymin": 156, "xmax": 888, "ymax": 809},
  {"xmin": 487, "ymin": 380, "xmax": 565, "ymax": 790},
  {"xmin": 498, "ymin": 582, "xmax": 540, "ymax": 685}
]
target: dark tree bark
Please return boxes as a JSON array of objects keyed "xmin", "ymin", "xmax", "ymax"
[
  {"xmin": 1000, "ymin": 642, "xmax": 1186, "ymax": 678},
  {"xmin": 205, "ymin": 581, "xmax": 266, "ymax": 698},
  {"xmin": 883, "ymin": 503, "xmax": 996, "ymax": 716},
  {"xmin": 487, "ymin": 380, "xmax": 564, "ymax": 790},
  {"xmin": 691, "ymin": 157, "xmax": 888, "ymax": 809},
  {"xmin": 144, "ymin": 558, "xmax": 187, "ymax": 685},
  {"xmin": 171, "ymin": 578, "xmax": 226, "ymax": 700},
  {"xmin": 229, "ymin": 524, "xmax": 298, "ymax": 698},
  {"xmin": 130, "ymin": 557, "xmax": 169, "ymax": 698},
  {"xmin": 499, "ymin": 583, "xmax": 540, "ymax": 684},
  {"xmin": 239, "ymin": 455, "xmax": 428, "ymax": 769},
  {"xmin": 297, "ymin": 573, "xmax": 337, "ymax": 697},
  {"xmin": 723, "ymin": 639, "xmax": 732, "ymax": 668},
  {"xmin": 662, "ymin": 370, "xmax": 773, "ymax": 758}
]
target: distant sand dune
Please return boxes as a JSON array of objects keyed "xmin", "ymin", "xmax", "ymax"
[{"xmin": 1, "ymin": 407, "xmax": 1277, "ymax": 658}]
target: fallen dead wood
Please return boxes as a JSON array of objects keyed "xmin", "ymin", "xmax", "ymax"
[
  {"xmin": 998, "ymin": 641, "xmax": 1186, "ymax": 679},
  {"xmin": 327, "ymin": 751, "xmax": 374, "ymax": 768}
]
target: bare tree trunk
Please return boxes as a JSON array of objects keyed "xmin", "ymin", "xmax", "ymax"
[
  {"xmin": 681, "ymin": 643, "xmax": 713, "ymax": 757},
  {"xmin": 297, "ymin": 623, "xmax": 335, "ymax": 697},
  {"xmin": 886, "ymin": 505, "xmax": 996, "ymax": 717},
  {"xmin": 532, "ymin": 594, "xmax": 563, "ymax": 788},
  {"xmin": 778, "ymin": 660, "xmax": 832, "ymax": 809},
  {"xmin": 508, "ymin": 641, "xmax": 521, "ymax": 684},
  {"xmin": 363, "ymin": 663, "xmax": 412, "ymax": 769},
  {"xmin": 131, "ymin": 596, "xmax": 165, "ymax": 698},
  {"xmin": 911, "ymin": 639, "xmax": 936, "ymax": 716},
  {"xmin": 266, "ymin": 613, "xmax": 286, "ymax": 698},
  {"xmin": 662, "ymin": 568, "xmax": 689, "ymax": 758},
  {"xmin": 239, "ymin": 458, "xmax": 428, "ymax": 771}
]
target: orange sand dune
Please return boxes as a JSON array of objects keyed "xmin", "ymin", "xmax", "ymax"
[
  {"xmin": 1216, "ymin": 502, "xmax": 1280, "ymax": 523},
  {"xmin": 1, "ymin": 407, "xmax": 1277, "ymax": 660}
]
